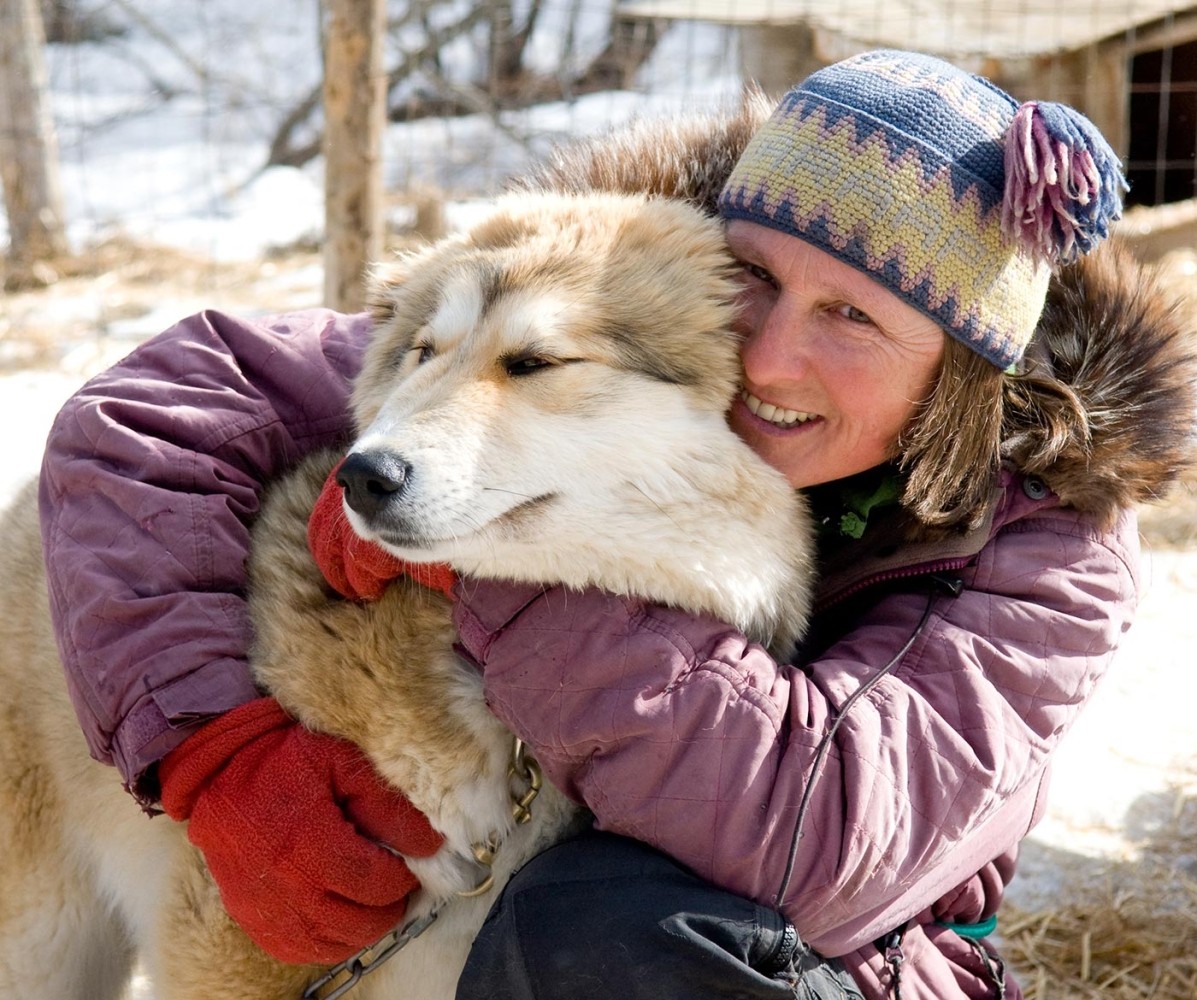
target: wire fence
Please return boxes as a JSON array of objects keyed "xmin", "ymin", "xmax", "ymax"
[
  {"xmin": 3, "ymin": 1, "xmax": 1197, "ymax": 340},
  {"xmin": 14, "ymin": 1, "xmax": 742, "ymax": 256}
]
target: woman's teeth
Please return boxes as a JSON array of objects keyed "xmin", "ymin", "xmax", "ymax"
[{"xmin": 740, "ymin": 390, "xmax": 813, "ymax": 427}]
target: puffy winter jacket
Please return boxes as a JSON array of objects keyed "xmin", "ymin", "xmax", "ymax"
[
  {"xmin": 40, "ymin": 308, "xmax": 369, "ymax": 795},
  {"xmin": 451, "ymin": 475, "xmax": 1139, "ymax": 999}
]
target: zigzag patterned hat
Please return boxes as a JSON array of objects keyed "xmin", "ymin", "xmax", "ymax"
[{"xmin": 719, "ymin": 49, "xmax": 1127, "ymax": 367}]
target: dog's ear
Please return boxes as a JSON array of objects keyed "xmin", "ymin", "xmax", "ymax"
[
  {"xmin": 366, "ymin": 253, "xmax": 424, "ymax": 326},
  {"xmin": 467, "ymin": 209, "xmax": 541, "ymax": 251}
]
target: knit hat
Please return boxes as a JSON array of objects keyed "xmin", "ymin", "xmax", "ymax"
[{"xmin": 719, "ymin": 49, "xmax": 1126, "ymax": 367}]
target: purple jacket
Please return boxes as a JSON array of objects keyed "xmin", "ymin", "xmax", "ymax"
[
  {"xmin": 40, "ymin": 309, "xmax": 369, "ymax": 794},
  {"xmin": 39, "ymin": 247, "xmax": 1196, "ymax": 1000},
  {"xmin": 452, "ymin": 485, "xmax": 1140, "ymax": 999}
]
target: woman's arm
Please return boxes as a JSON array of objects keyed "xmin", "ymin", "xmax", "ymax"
[
  {"xmin": 39, "ymin": 308, "xmax": 370, "ymax": 801},
  {"xmin": 454, "ymin": 503, "xmax": 1141, "ymax": 955}
]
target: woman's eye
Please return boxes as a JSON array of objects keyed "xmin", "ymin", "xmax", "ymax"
[
  {"xmin": 505, "ymin": 355, "xmax": 554, "ymax": 377},
  {"xmin": 741, "ymin": 262, "xmax": 776, "ymax": 287},
  {"xmin": 837, "ymin": 304, "xmax": 873, "ymax": 325}
]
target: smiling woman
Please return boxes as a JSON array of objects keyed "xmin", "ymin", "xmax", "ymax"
[{"xmin": 445, "ymin": 49, "xmax": 1197, "ymax": 1000}]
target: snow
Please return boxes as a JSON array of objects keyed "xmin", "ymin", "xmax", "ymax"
[
  {"xmin": 26, "ymin": 0, "xmax": 743, "ymax": 263},
  {"xmin": 3, "ymin": 0, "xmax": 1196, "ymax": 992},
  {"xmin": 1024, "ymin": 548, "xmax": 1197, "ymax": 845}
]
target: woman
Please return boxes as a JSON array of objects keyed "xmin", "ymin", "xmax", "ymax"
[{"xmin": 39, "ymin": 50, "xmax": 1196, "ymax": 998}]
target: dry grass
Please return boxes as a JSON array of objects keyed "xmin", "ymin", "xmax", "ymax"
[
  {"xmin": 0, "ymin": 237, "xmax": 323, "ymax": 372},
  {"xmin": 1003, "ymin": 783, "xmax": 1197, "ymax": 1000},
  {"xmin": 1139, "ymin": 479, "xmax": 1197, "ymax": 551},
  {"xmin": 0, "ymin": 207, "xmax": 440, "ymax": 373},
  {"xmin": 1004, "ymin": 891, "xmax": 1197, "ymax": 999}
]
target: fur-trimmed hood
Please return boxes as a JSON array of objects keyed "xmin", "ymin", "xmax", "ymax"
[
  {"xmin": 1015, "ymin": 242, "xmax": 1197, "ymax": 522},
  {"xmin": 520, "ymin": 93, "xmax": 1197, "ymax": 527}
]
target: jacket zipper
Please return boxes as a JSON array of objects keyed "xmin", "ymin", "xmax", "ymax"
[{"xmin": 814, "ymin": 557, "xmax": 973, "ymax": 614}]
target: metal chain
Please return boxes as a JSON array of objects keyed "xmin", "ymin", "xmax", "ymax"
[
  {"xmin": 298, "ymin": 737, "xmax": 543, "ymax": 1000},
  {"xmin": 508, "ymin": 739, "xmax": 543, "ymax": 825},
  {"xmin": 301, "ymin": 911, "xmax": 439, "ymax": 1000}
]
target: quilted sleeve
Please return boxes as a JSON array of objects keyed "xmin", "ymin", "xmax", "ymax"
[
  {"xmin": 456, "ymin": 505, "xmax": 1141, "ymax": 955},
  {"xmin": 38, "ymin": 308, "xmax": 369, "ymax": 801}
]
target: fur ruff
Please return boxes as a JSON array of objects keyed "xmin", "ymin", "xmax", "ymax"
[{"xmin": 1014, "ymin": 239, "xmax": 1197, "ymax": 522}]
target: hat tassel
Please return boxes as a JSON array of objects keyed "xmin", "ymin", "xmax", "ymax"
[{"xmin": 1001, "ymin": 101, "xmax": 1125, "ymax": 263}]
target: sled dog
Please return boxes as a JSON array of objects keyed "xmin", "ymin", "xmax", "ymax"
[{"xmin": 0, "ymin": 190, "xmax": 814, "ymax": 1000}]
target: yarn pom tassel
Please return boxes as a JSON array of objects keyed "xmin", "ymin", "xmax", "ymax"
[{"xmin": 1001, "ymin": 101, "xmax": 1127, "ymax": 263}]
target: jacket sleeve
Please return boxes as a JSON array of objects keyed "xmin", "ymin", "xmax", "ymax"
[
  {"xmin": 453, "ymin": 502, "xmax": 1141, "ymax": 956},
  {"xmin": 38, "ymin": 308, "xmax": 370, "ymax": 801}
]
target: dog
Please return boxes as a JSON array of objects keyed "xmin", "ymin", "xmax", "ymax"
[{"xmin": 0, "ymin": 189, "xmax": 815, "ymax": 999}]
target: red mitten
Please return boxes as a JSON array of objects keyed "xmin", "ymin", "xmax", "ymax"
[
  {"xmin": 159, "ymin": 697, "xmax": 444, "ymax": 965},
  {"xmin": 308, "ymin": 462, "xmax": 457, "ymax": 602}
]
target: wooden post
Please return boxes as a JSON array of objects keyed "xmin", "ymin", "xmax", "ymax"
[
  {"xmin": 0, "ymin": 0, "xmax": 68, "ymax": 271},
  {"xmin": 322, "ymin": 0, "xmax": 386, "ymax": 313}
]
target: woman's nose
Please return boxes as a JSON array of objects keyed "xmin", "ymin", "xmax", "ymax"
[{"xmin": 739, "ymin": 299, "xmax": 810, "ymax": 385}]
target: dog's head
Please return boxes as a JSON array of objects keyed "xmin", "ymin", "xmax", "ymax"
[{"xmin": 341, "ymin": 192, "xmax": 751, "ymax": 578}]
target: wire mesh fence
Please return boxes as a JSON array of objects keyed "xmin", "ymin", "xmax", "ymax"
[
  {"xmin": 7, "ymin": 1, "xmax": 743, "ymax": 259},
  {"xmin": 3, "ymin": 1, "xmax": 1197, "ymax": 333}
]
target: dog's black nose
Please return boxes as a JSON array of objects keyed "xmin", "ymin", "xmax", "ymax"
[{"xmin": 336, "ymin": 450, "xmax": 412, "ymax": 519}]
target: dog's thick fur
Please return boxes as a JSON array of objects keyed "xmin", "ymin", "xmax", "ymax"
[{"xmin": 0, "ymin": 191, "xmax": 814, "ymax": 999}]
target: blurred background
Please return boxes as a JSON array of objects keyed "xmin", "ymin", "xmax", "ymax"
[
  {"xmin": 7, "ymin": 0, "xmax": 1197, "ymax": 342},
  {"xmin": 2, "ymin": 3, "xmax": 1197, "ymax": 998}
]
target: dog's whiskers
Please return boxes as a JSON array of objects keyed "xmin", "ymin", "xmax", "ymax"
[{"xmin": 480, "ymin": 487, "xmax": 538, "ymax": 500}]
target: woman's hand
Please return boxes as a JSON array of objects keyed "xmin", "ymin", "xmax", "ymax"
[{"xmin": 159, "ymin": 697, "xmax": 444, "ymax": 965}]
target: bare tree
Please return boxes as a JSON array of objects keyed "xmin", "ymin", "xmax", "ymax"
[
  {"xmin": 265, "ymin": 0, "xmax": 662, "ymax": 171},
  {"xmin": 0, "ymin": 0, "xmax": 68, "ymax": 279}
]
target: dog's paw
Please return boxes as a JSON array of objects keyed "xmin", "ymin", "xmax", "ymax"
[{"xmin": 404, "ymin": 845, "xmax": 496, "ymax": 902}]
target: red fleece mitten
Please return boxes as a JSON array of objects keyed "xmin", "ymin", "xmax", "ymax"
[
  {"xmin": 159, "ymin": 697, "xmax": 444, "ymax": 965},
  {"xmin": 308, "ymin": 462, "xmax": 457, "ymax": 602}
]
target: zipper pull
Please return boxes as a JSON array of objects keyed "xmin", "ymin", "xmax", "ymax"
[
  {"xmin": 930, "ymin": 573, "xmax": 964, "ymax": 597},
  {"xmin": 881, "ymin": 927, "xmax": 905, "ymax": 999}
]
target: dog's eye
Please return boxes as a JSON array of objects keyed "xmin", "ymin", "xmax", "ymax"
[
  {"xmin": 406, "ymin": 343, "xmax": 435, "ymax": 366},
  {"xmin": 504, "ymin": 354, "xmax": 554, "ymax": 377}
]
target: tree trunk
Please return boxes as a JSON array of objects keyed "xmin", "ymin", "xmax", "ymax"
[
  {"xmin": 322, "ymin": 0, "xmax": 385, "ymax": 312},
  {"xmin": 0, "ymin": 0, "xmax": 68, "ymax": 272}
]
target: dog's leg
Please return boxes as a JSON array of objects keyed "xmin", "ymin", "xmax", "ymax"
[
  {"xmin": 139, "ymin": 845, "xmax": 317, "ymax": 1000},
  {"xmin": 0, "ymin": 709, "xmax": 135, "ymax": 998},
  {"xmin": 0, "ymin": 493, "xmax": 134, "ymax": 998},
  {"xmin": 0, "ymin": 837, "xmax": 134, "ymax": 998}
]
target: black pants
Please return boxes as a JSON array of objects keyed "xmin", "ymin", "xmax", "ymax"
[{"xmin": 456, "ymin": 831, "xmax": 864, "ymax": 1000}]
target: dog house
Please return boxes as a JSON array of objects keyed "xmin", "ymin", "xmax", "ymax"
[{"xmin": 618, "ymin": 0, "xmax": 1197, "ymax": 208}]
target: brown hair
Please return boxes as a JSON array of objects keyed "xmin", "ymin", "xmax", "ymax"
[{"xmin": 895, "ymin": 335, "xmax": 1088, "ymax": 532}]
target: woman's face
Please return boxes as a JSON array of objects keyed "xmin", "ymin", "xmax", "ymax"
[{"xmin": 726, "ymin": 220, "xmax": 946, "ymax": 489}]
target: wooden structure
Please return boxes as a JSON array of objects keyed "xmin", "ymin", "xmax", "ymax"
[
  {"xmin": 618, "ymin": 1, "xmax": 1197, "ymax": 206},
  {"xmin": 0, "ymin": 0, "xmax": 68, "ymax": 272},
  {"xmin": 322, "ymin": 0, "xmax": 386, "ymax": 313}
]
